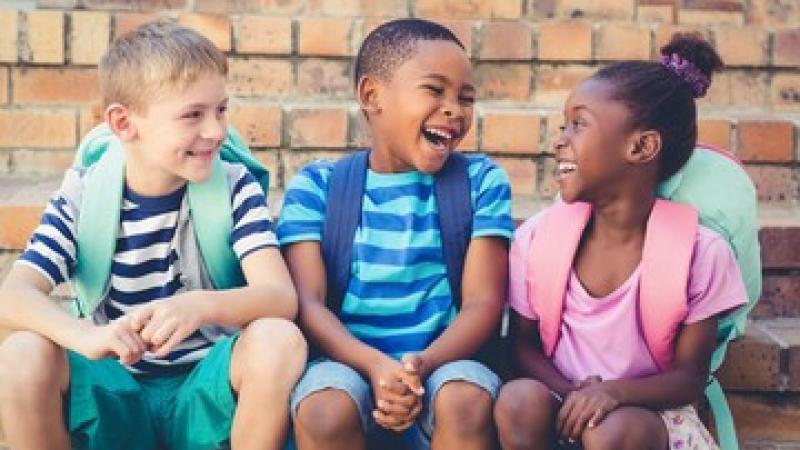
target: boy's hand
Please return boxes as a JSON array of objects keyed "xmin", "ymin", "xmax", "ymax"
[
  {"xmin": 128, "ymin": 292, "xmax": 208, "ymax": 358},
  {"xmin": 75, "ymin": 316, "xmax": 147, "ymax": 366},
  {"xmin": 557, "ymin": 382, "xmax": 619, "ymax": 444},
  {"xmin": 368, "ymin": 357, "xmax": 424, "ymax": 431},
  {"xmin": 575, "ymin": 375, "xmax": 602, "ymax": 390}
]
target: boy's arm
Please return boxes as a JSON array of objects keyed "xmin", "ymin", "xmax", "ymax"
[
  {"xmin": 0, "ymin": 264, "xmax": 146, "ymax": 364},
  {"xmin": 415, "ymin": 236, "xmax": 506, "ymax": 378},
  {"xmin": 510, "ymin": 311, "xmax": 576, "ymax": 397}
]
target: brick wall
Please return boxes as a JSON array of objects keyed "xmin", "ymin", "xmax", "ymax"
[{"xmin": 0, "ymin": 0, "xmax": 798, "ymax": 206}]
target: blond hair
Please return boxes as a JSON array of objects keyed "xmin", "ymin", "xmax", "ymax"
[{"xmin": 99, "ymin": 20, "xmax": 228, "ymax": 112}]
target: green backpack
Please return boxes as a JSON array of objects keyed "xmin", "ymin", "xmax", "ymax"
[
  {"xmin": 69, "ymin": 123, "xmax": 269, "ymax": 318},
  {"xmin": 657, "ymin": 144, "xmax": 761, "ymax": 450}
]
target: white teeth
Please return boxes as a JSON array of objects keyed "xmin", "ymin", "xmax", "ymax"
[
  {"xmin": 425, "ymin": 128, "xmax": 453, "ymax": 140},
  {"xmin": 557, "ymin": 162, "xmax": 577, "ymax": 173}
]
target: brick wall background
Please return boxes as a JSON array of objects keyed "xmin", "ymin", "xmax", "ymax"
[{"xmin": 0, "ymin": 0, "xmax": 798, "ymax": 206}]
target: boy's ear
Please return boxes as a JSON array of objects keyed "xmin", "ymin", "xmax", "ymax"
[
  {"xmin": 104, "ymin": 103, "xmax": 137, "ymax": 142},
  {"xmin": 356, "ymin": 75, "xmax": 382, "ymax": 116},
  {"xmin": 627, "ymin": 130, "xmax": 661, "ymax": 165}
]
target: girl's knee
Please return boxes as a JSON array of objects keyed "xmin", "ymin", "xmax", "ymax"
[
  {"xmin": 435, "ymin": 381, "xmax": 493, "ymax": 433},
  {"xmin": 495, "ymin": 379, "xmax": 556, "ymax": 423},
  {"xmin": 582, "ymin": 407, "xmax": 666, "ymax": 450},
  {"xmin": 294, "ymin": 390, "xmax": 362, "ymax": 442},
  {"xmin": 0, "ymin": 331, "xmax": 66, "ymax": 396}
]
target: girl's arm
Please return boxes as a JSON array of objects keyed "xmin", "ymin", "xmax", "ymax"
[
  {"xmin": 416, "ymin": 236, "xmax": 507, "ymax": 378},
  {"xmin": 510, "ymin": 310, "xmax": 576, "ymax": 397}
]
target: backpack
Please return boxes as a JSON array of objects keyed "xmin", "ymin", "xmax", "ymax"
[
  {"xmin": 527, "ymin": 145, "xmax": 760, "ymax": 450},
  {"xmin": 69, "ymin": 123, "xmax": 269, "ymax": 318}
]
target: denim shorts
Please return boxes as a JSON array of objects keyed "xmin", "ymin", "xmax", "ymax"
[{"xmin": 290, "ymin": 358, "xmax": 501, "ymax": 449}]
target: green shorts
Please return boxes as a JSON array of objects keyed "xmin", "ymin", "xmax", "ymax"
[{"xmin": 67, "ymin": 335, "xmax": 237, "ymax": 450}]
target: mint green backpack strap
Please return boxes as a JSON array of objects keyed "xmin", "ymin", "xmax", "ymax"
[
  {"xmin": 219, "ymin": 127, "xmax": 269, "ymax": 194},
  {"xmin": 186, "ymin": 158, "xmax": 246, "ymax": 290},
  {"xmin": 72, "ymin": 138, "xmax": 125, "ymax": 317},
  {"xmin": 707, "ymin": 373, "xmax": 739, "ymax": 450}
]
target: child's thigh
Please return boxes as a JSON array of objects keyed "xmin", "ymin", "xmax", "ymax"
[
  {"xmin": 66, "ymin": 351, "xmax": 157, "ymax": 450},
  {"xmin": 290, "ymin": 359, "xmax": 373, "ymax": 433},
  {"xmin": 168, "ymin": 335, "xmax": 237, "ymax": 450},
  {"xmin": 581, "ymin": 406, "xmax": 668, "ymax": 450}
]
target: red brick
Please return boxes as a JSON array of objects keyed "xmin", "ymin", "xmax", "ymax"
[
  {"xmin": 298, "ymin": 59, "xmax": 352, "ymax": 99},
  {"xmin": 13, "ymin": 68, "xmax": 100, "ymax": 105},
  {"xmin": 595, "ymin": 23, "xmax": 651, "ymax": 61},
  {"xmin": 557, "ymin": 0, "xmax": 635, "ymax": 20},
  {"xmin": 745, "ymin": 166, "xmax": 798, "ymax": 205},
  {"xmin": 415, "ymin": 0, "xmax": 522, "ymax": 19},
  {"xmin": 298, "ymin": 17, "xmax": 352, "ymax": 57},
  {"xmin": 772, "ymin": 73, "xmax": 800, "ymax": 111},
  {"xmin": 775, "ymin": 28, "xmax": 800, "ymax": 67},
  {"xmin": 227, "ymin": 58, "xmax": 294, "ymax": 98},
  {"xmin": 70, "ymin": 11, "xmax": 110, "ymax": 65},
  {"xmin": 538, "ymin": 22, "xmax": 592, "ymax": 61},
  {"xmin": 0, "ymin": 68, "xmax": 7, "ymax": 104},
  {"xmin": 760, "ymin": 226, "xmax": 800, "ymax": 270},
  {"xmin": 0, "ymin": 10, "xmax": 18, "ymax": 63},
  {"xmin": 495, "ymin": 157, "xmax": 537, "ymax": 198},
  {"xmin": 745, "ymin": 0, "xmax": 800, "ymax": 27},
  {"xmin": 474, "ymin": 63, "xmax": 531, "ymax": 101},
  {"xmin": 697, "ymin": 119, "xmax": 732, "ymax": 150},
  {"xmin": 637, "ymin": 5, "xmax": 674, "ymax": 23},
  {"xmin": 728, "ymin": 393, "xmax": 800, "ymax": 442},
  {"xmin": 754, "ymin": 274, "xmax": 800, "ymax": 319},
  {"xmin": 479, "ymin": 22, "xmax": 532, "ymax": 60},
  {"xmin": 229, "ymin": 104, "xmax": 282, "ymax": 148},
  {"xmin": 289, "ymin": 108, "xmax": 348, "ymax": 148},
  {"xmin": 236, "ymin": 16, "xmax": 292, "ymax": 55},
  {"xmin": 113, "ymin": 13, "xmax": 160, "ymax": 39},
  {"xmin": 738, "ymin": 120, "xmax": 795, "ymax": 162},
  {"xmin": 252, "ymin": 150, "xmax": 280, "ymax": 190},
  {"xmin": 0, "ymin": 109, "xmax": 76, "ymax": 148},
  {"xmin": 678, "ymin": 8, "xmax": 744, "ymax": 25},
  {"xmin": 283, "ymin": 150, "xmax": 344, "ymax": 184},
  {"xmin": 700, "ymin": 72, "xmax": 769, "ymax": 109},
  {"xmin": 83, "ymin": 0, "xmax": 185, "ymax": 10},
  {"xmin": 714, "ymin": 26, "xmax": 767, "ymax": 66},
  {"xmin": 528, "ymin": 0, "xmax": 556, "ymax": 19},
  {"xmin": 481, "ymin": 111, "xmax": 542, "ymax": 154},
  {"xmin": 79, "ymin": 103, "xmax": 104, "ymax": 137},
  {"xmin": 534, "ymin": 66, "xmax": 594, "ymax": 107},
  {"xmin": 0, "ymin": 206, "xmax": 44, "ymax": 251},
  {"xmin": 306, "ymin": 0, "xmax": 408, "ymax": 16},
  {"xmin": 26, "ymin": 10, "xmax": 64, "ymax": 64},
  {"xmin": 717, "ymin": 325, "xmax": 782, "ymax": 391},
  {"xmin": 10, "ymin": 149, "xmax": 74, "ymax": 177},
  {"xmin": 178, "ymin": 14, "xmax": 231, "ymax": 52},
  {"xmin": 655, "ymin": 25, "xmax": 711, "ymax": 51},
  {"xmin": 195, "ymin": 0, "xmax": 302, "ymax": 15}
]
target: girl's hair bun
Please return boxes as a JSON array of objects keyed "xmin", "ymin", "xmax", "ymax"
[{"xmin": 659, "ymin": 32, "xmax": 724, "ymax": 98}]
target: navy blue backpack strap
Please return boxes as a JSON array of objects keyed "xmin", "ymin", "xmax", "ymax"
[
  {"xmin": 322, "ymin": 150, "xmax": 369, "ymax": 312},
  {"xmin": 434, "ymin": 152, "xmax": 473, "ymax": 309}
]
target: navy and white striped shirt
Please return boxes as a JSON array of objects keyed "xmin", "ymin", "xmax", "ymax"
[{"xmin": 18, "ymin": 162, "xmax": 277, "ymax": 374}]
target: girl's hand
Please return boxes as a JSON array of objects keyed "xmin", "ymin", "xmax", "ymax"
[
  {"xmin": 127, "ymin": 292, "xmax": 210, "ymax": 357},
  {"xmin": 557, "ymin": 383, "xmax": 619, "ymax": 443},
  {"xmin": 575, "ymin": 375, "xmax": 602, "ymax": 390},
  {"xmin": 368, "ymin": 357, "xmax": 424, "ymax": 431},
  {"xmin": 74, "ymin": 316, "xmax": 147, "ymax": 366}
]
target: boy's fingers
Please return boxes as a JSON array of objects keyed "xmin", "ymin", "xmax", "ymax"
[
  {"xmin": 397, "ymin": 371, "xmax": 424, "ymax": 396},
  {"xmin": 379, "ymin": 377, "xmax": 407, "ymax": 395},
  {"xmin": 153, "ymin": 329, "xmax": 185, "ymax": 358},
  {"xmin": 127, "ymin": 307, "xmax": 153, "ymax": 332}
]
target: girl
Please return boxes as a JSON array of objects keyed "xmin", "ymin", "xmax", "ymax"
[{"xmin": 494, "ymin": 34, "xmax": 748, "ymax": 450}]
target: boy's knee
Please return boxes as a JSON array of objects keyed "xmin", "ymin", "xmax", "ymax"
[
  {"xmin": 234, "ymin": 319, "xmax": 307, "ymax": 381},
  {"xmin": 434, "ymin": 381, "xmax": 493, "ymax": 433},
  {"xmin": 0, "ymin": 331, "xmax": 66, "ymax": 396},
  {"xmin": 294, "ymin": 390, "xmax": 362, "ymax": 442}
]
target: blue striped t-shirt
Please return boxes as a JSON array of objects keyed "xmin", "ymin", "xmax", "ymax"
[
  {"xmin": 18, "ymin": 162, "xmax": 277, "ymax": 374},
  {"xmin": 277, "ymin": 153, "xmax": 514, "ymax": 358}
]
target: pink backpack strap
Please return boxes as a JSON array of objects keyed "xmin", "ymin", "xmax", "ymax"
[
  {"xmin": 527, "ymin": 201, "xmax": 592, "ymax": 357},
  {"xmin": 640, "ymin": 199, "xmax": 698, "ymax": 370}
]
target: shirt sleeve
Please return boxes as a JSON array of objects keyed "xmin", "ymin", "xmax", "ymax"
[
  {"xmin": 228, "ymin": 166, "xmax": 278, "ymax": 261},
  {"xmin": 507, "ymin": 214, "xmax": 540, "ymax": 320},
  {"xmin": 469, "ymin": 156, "xmax": 514, "ymax": 240},
  {"xmin": 16, "ymin": 170, "xmax": 82, "ymax": 288},
  {"xmin": 276, "ymin": 160, "xmax": 332, "ymax": 246},
  {"xmin": 684, "ymin": 227, "xmax": 749, "ymax": 325}
]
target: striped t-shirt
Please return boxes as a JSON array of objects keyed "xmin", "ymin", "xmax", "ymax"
[
  {"xmin": 277, "ymin": 153, "xmax": 514, "ymax": 358},
  {"xmin": 18, "ymin": 162, "xmax": 277, "ymax": 374}
]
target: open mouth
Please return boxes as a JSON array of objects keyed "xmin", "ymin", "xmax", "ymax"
[
  {"xmin": 187, "ymin": 149, "xmax": 217, "ymax": 159},
  {"xmin": 555, "ymin": 161, "xmax": 577, "ymax": 180},
  {"xmin": 422, "ymin": 126, "xmax": 459, "ymax": 151}
]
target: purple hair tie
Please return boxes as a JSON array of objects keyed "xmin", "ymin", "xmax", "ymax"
[{"xmin": 660, "ymin": 53, "xmax": 711, "ymax": 98}]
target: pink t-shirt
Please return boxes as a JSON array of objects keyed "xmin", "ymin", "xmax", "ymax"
[{"xmin": 508, "ymin": 213, "xmax": 748, "ymax": 383}]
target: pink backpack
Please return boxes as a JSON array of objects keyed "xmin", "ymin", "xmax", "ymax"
[{"xmin": 527, "ymin": 199, "xmax": 698, "ymax": 370}]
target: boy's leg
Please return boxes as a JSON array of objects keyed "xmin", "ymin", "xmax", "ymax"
[
  {"xmin": 0, "ymin": 331, "xmax": 69, "ymax": 450},
  {"xmin": 580, "ymin": 406, "xmax": 668, "ymax": 450},
  {"xmin": 417, "ymin": 360, "xmax": 501, "ymax": 450},
  {"xmin": 170, "ymin": 318, "xmax": 306, "ymax": 450},
  {"xmin": 494, "ymin": 378, "xmax": 561, "ymax": 450},
  {"xmin": 292, "ymin": 360, "xmax": 373, "ymax": 450}
]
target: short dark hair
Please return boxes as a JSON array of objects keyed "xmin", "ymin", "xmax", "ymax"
[
  {"xmin": 591, "ymin": 32, "xmax": 724, "ymax": 180},
  {"xmin": 353, "ymin": 18, "xmax": 464, "ymax": 88}
]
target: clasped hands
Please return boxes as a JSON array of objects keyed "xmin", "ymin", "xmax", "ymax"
[{"xmin": 368, "ymin": 353, "xmax": 427, "ymax": 432}]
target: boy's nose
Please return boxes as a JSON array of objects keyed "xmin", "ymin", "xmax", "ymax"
[{"xmin": 203, "ymin": 116, "xmax": 226, "ymax": 141}]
